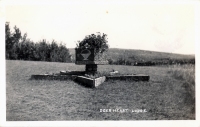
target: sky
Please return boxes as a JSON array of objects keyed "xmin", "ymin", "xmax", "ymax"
[{"xmin": 4, "ymin": 0, "xmax": 198, "ymax": 54}]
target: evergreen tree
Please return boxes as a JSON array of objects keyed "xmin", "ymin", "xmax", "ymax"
[{"xmin": 5, "ymin": 22, "xmax": 22, "ymax": 59}]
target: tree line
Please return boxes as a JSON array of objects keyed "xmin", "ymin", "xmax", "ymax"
[{"xmin": 5, "ymin": 22, "xmax": 72, "ymax": 62}]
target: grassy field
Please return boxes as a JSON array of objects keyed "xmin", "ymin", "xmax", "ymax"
[{"xmin": 6, "ymin": 60, "xmax": 195, "ymax": 120}]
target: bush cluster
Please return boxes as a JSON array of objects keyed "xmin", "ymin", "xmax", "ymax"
[
  {"xmin": 76, "ymin": 33, "xmax": 109, "ymax": 55},
  {"xmin": 5, "ymin": 22, "xmax": 71, "ymax": 62}
]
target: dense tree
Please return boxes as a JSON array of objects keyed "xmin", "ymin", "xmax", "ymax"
[{"xmin": 5, "ymin": 22, "xmax": 72, "ymax": 62}]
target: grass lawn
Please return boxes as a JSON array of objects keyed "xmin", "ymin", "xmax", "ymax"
[{"xmin": 6, "ymin": 60, "xmax": 195, "ymax": 120}]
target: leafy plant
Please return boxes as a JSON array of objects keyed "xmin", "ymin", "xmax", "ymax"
[{"xmin": 76, "ymin": 32, "xmax": 109, "ymax": 55}]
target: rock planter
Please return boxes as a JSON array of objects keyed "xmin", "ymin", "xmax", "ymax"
[
  {"xmin": 75, "ymin": 76, "xmax": 106, "ymax": 88},
  {"xmin": 75, "ymin": 48, "xmax": 108, "ymax": 65}
]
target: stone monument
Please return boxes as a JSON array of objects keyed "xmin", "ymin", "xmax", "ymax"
[
  {"xmin": 75, "ymin": 48, "xmax": 108, "ymax": 74},
  {"xmin": 31, "ymin": 33, "xmax": 150, "ymax": 88}
]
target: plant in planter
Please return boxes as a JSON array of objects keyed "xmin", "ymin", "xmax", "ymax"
[
  {"xmin": 75, "ymin": 32, "xmax": 109, "ymax": 78},
  {"xmin": 76, "ymin": 33, "xmax": 109, "ymax": 61},
  {"xmin": 76, "ymin": 33, "xmax": 109, "ymax": 53}
]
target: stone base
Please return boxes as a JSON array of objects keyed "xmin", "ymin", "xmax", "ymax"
[
  {"xmin": 106, "ymin": 74, "xmax": 150, "ymax": 81},
  {"xmin": 31, "ymin": 74, "xmax": 77, "ymax": 80},
  {"xmin": 60, "ymin": 71, "xmax": 85, "ymax": 75},
  {"xmin": 31, "ymin": 72, "xmax": 150, "ymax": 88},
  {"xmin": 85, "ymin": 64, "xmax": 97, "ymax": 73},
  {"xmin": 75, "ymin": 76, "xmax": 106, "ymax": 88},
  {"xmin": 75, "ymin": 61, "xmax": 108, "ymax": 65}
]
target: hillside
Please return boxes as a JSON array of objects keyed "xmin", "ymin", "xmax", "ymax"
[{"xmin": 69, "ymin": 48, "xmax": 195, "ymax": 65}]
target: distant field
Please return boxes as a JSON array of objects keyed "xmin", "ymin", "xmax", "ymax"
[{"xmin": 6, "ymin": 60, "xmax": 195, "ymax": 120}]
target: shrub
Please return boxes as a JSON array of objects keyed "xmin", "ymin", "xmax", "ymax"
[{"xmin": 76, "ymin": 32, "xmax": 109, "ymax": 55}]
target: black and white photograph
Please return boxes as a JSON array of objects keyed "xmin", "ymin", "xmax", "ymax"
[{"xmin": 0, "ymin": 0, "xmax": 200, "ymax": 126}]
